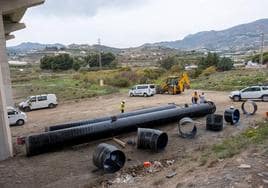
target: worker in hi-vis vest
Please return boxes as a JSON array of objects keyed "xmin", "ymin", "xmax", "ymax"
[
  {"xmin": 192, "ymin": 91, "xmax": 199, "ymax": 104},
  {"xmin": 120, "ymin": 100, "xmax": 125, "ymax": 113}
]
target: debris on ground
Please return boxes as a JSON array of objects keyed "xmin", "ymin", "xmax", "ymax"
[
  {"xmin": 143, "ymin": 161, "xmax": 164, "ymax": 173},
  {"xmin": 166, "ymin": 160, "xmax": 175, "ymax": 166},
  {"xmin": 143, "ymin": 161, "xmax": 152, "ymax": 168},
  {"xmin": 113, "ymin": 137, "xmax": 126, "ymax": 148},
  {"xmin": 238, "ymin": 164, "xmax": 251, "ymax": 169},
  {"xmin": 263, "ymin": 179, "xmax": 268, "ymax": 184},
  {"xmin": 166, "ymin": 171, "xmax": 177, "ymax": 178},
  {"xmin": 113, "ymin": 174, "xmax": 135, "ymax": 184}
]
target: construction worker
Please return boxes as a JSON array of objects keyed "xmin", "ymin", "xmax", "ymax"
[
  {"xmin": 192, "ymin": 91, "xmax": 199, "ymax": 104},
  {"xmin": 199, "ymin": 92, "xmax": 206, "ymax": 103},
  {"xmin": 120, "ymin": 100, "xmax": 125, "ymax": 113}
]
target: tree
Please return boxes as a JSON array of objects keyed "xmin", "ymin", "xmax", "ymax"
[
  {"xmin": 40, "ymin": 55, "xmax": 53, "ymax": 70},
  {"xmin": 101, "ymin": 52, "xmax": 116, "ymax": 67},
  {"xmin": 217, "ymin": 57, "xmax": 233, "ymax": 71},
  {"xmin": 40, "ymin": 54, "xmax": 74, "ymax": 71},
  {"xmin": 72, "ymin": 61, "xmax": 81, "ymax": 71},
  {"xmin": 198, "ymin": 52, "xmax": 219, "ymax": 70},
  {"xmin": 84, "ymin": 52, "xmax": 117, "ymax": 68},
  {"xmin": 51, "ymin": 54, "xmax": 73, "ymax": 71},
  {"xmin": 159, "ymin": 56, "xmax": 178, "ymax": 70}
]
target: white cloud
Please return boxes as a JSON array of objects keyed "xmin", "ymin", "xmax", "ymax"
[{"xmin": 7, "ymin": 0, "xmax": 268, "ymax": 48}]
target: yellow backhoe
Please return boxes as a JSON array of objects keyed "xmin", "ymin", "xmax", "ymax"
[{"xmin": 159, "ymin": 73, "xmax": 190, "ymax": 95}]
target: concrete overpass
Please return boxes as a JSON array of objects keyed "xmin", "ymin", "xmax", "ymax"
[{"xmin": 0, "ymin": 0, "xmax": 45, "ymax": 160}]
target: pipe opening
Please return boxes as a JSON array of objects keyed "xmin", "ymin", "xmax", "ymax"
[
  {"xmin": 156, "ymin": 133, "xmax": 168, "ymax": 150},
  {"xmin": 232, "ymin": 109, "xmax": 240, "ymax": 124},
  {"xmin": 103, "ymin": 150, "xmax": 126, "ymax": 173},
  {"xmin": 93, "ymin": 143, "xmax": 126, "ymax": 173},
  {"xmin": 224, "ymin": 108, "xmax": 240, "ymax": 125},
  {"xmin": 137, "ymin": 128, "xmax": 168, "ymax": 152}
]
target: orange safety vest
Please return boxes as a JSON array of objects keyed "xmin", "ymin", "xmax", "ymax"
[{"xmin": 192, "ymin": 93, "xmax": 199, "ymax": 99}]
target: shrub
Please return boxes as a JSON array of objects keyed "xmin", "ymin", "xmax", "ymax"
[
  {"xmin": 217, "ymin": 57, "xmax": 233, "ymax": 71},
  {"xmin": 201, "ymin": 66, "xmax": 217, "ymax": 76},
  {"xmin": 72, "ymin": 61, "xmax": 81, "ymax": 71},
  {"xmin": 107, "ymin": 77, "xmax": 130, "ymax": 87}
]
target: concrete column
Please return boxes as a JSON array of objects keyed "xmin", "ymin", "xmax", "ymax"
[
  {"xmin": 0, "ymin": 14, "xmax": 13, "ymax": 160},
  {"xmin": 0, "ymin": 20, "xmax": 13, "ymax": 106}
]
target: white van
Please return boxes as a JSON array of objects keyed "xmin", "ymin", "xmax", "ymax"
[
  {"xmin": 19, "ymin": 94, "xmax": 58, "ymax": 112},
  {"xmin": 7, "ymin": 106, "xmax": 27, "ymax": 126},
  {"xmin": 129, "ymin": 84, "xmax": 156, "ymax": 97}
]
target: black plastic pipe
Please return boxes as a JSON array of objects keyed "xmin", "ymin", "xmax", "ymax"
[
  {"xmin": 206, "ymin": 114, "xmax": 223, "ymax": 131},
  {"xmin": 26, "ymin": 102, "xmax": 216, "ymax": 156},
  {"xmin": 224, "ymin": 108, "xmax": 240, "ymax": 125},
  {"xmin": 93, "ymin": 143, "xmax": 126, "ymax": 173},
  {"xmin": 45, "ymin": 104, "xmax": 177, "ymax": 132},
  {"xmin": 137, "ymin": 128, "xmax": 168, "ymax": 152}
]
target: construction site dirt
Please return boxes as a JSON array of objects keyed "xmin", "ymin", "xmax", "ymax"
[{"xmin": 0, "ymin": 90, "xmax": 267, "ymax": 188}]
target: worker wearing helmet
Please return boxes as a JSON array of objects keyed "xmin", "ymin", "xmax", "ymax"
[{"xmin": 120, "ymin": 100, "xmax": 125, "ymax": 113}]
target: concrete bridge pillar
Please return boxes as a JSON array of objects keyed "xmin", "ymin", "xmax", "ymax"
[{"xmin": 0, "ymin": 14, "xmax": 13, "ymax": 160}]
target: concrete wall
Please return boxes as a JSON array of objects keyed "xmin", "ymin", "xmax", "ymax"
[{"xmin": 0, "ymin": 15, "xmax": 13, "ymax": 160}]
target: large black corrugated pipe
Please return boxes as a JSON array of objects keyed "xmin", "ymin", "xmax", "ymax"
[
  {"xmin": 137, "ymin": 128, "xmax": 168, "ymax": 152},
  {"xmin": 45, "ymin": 104, "xmax": 177, "ymax": 132},
  {"xmin": 26, "ymin": 102, "xmax": 216, "ymax": 156},
  {"xmin": 224, "ymin": 108, "xmax": 240, "ymax": 125},
  {"xmin": 93, "ymin": 143, "xmax": 126, "ymax": 173}
]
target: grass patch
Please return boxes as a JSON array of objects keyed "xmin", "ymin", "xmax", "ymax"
[
  {"xmin": 212, "ymin": 121, "xmax": 268, "ymax": 159},
  {"xmin": 191, "ymin": 69, "xmax": 268, "ymax": 91}
]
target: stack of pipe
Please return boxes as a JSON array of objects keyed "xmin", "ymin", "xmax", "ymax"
[{"xmin": 26, "ymin": 102, "xmax": 216, "ymax": 156}]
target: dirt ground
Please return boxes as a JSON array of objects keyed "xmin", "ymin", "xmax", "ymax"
[{"xmin": 0, "ymin": 90, "xmax": 267, "ymax": 188}]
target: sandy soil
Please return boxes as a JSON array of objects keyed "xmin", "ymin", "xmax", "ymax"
[{"xmin": 0, "ymin": 90, "xmax": 267, "ymax": 188}]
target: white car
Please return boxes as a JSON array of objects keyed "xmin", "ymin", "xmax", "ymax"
[
  {"xmin": 229, "ymin": 86, "xmax": 268, "ymax": 102},
  {"xmin": 129, "ymin": 84, "xmax": 156, "ymax": 97},
  {"xmin": 7, "ymin": 106, "xmax": 27, "ymax": 126},
  {"xmin": 19, "ymin": 94, "xmax": 58, "ymax": 112}
]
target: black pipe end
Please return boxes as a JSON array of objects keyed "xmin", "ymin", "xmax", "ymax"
[
  {"xmin": 103, "ymin": 150, "xmax": 126, "ymax": 173},
  {"xmin": 93, "ymin": 143, "xmax": 126, "ymax": 173},
  {"xmin": 224, "ymin": 108, "xmax": 240, "ymax": 125},
  {"xmin": 206, "ymin": 114, "xmax": 223, "ymax": 131},
  {"xmin": 137, "ymin": 128, "xmax": 168, "ymax": 152},
  {"xmin": 156, "ymin": 132, "xmax": 168, "ymax": 151}
]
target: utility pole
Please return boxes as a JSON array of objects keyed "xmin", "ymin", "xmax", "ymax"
[
  {"xmin": 98, "ymin": 38, "xmax": 102, "ymax": 70},
  {"xmin": 260, "ymin": 33, "xmax": 264, "ymax": 64},
  {"xmin": 98, "ymin": 38, "xmax": 104, "ymax": 86}
]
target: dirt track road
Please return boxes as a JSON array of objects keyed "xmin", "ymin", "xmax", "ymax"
[{"xmin": 0, "ymin": 90, "xmax": 267, "ymax": 188}]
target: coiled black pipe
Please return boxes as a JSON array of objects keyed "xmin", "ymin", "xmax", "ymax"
[
  {"xmin": 137, "ymin": 128, "xmax": 168, "ymax": 152},
  {"xmin": 224, "ymin": 108, "xmax": 240, "ymax": 125},
  {"xmin": 26, "ymin": 102, "xmax": 216, "ymax": 156},
  {"xmin": 93, "ymin": 143, "xmax": 125, "ymax": 173},
  {"xmin": 206, "ymin": 114, "xmax": 223, "ymax": 131},
  {"xmin": 45, "ymin": 104, "xmax": 177, "ymax": 132}
]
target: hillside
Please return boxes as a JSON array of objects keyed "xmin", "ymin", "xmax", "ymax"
[
  {"xmin": 7, "ymin": 19, "xmax": 268, "ymax": 55},
  {"xmin": 145, "ymin": 19, "xmax": 268, "ymax": 51},
  {"xmin": 7, "ymin": 42, "xmax": 65, "ymax": 53}
]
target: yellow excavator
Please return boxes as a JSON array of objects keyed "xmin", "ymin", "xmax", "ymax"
[{"xmin": 159, "ymin": 73, "xmax": 190, "ymax": 95}]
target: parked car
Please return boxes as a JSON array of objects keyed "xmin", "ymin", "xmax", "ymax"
[
  {"xmin": 19, "ymin": 94, "xmax": 58, "ymax": 112},
  {"xmin": 129, "ymin": 84, "xmax": 156, "ymax": 97},
  {"xmin": 229, "ymin": 86, "xmax": 268, "ymax": 102},
  {"xmin": 7, "ymin": 106, "xmax": 27, "ymax": 126}
]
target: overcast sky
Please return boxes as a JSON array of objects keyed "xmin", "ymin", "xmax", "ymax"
[{"xmin": 7, "ymin": 0, "xmax": 268, "ymax": 48}]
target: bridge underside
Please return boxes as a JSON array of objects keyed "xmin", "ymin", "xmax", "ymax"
[{"xmin": 0, "ymin": 0, "xmax": 44, "ymax": 160}]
